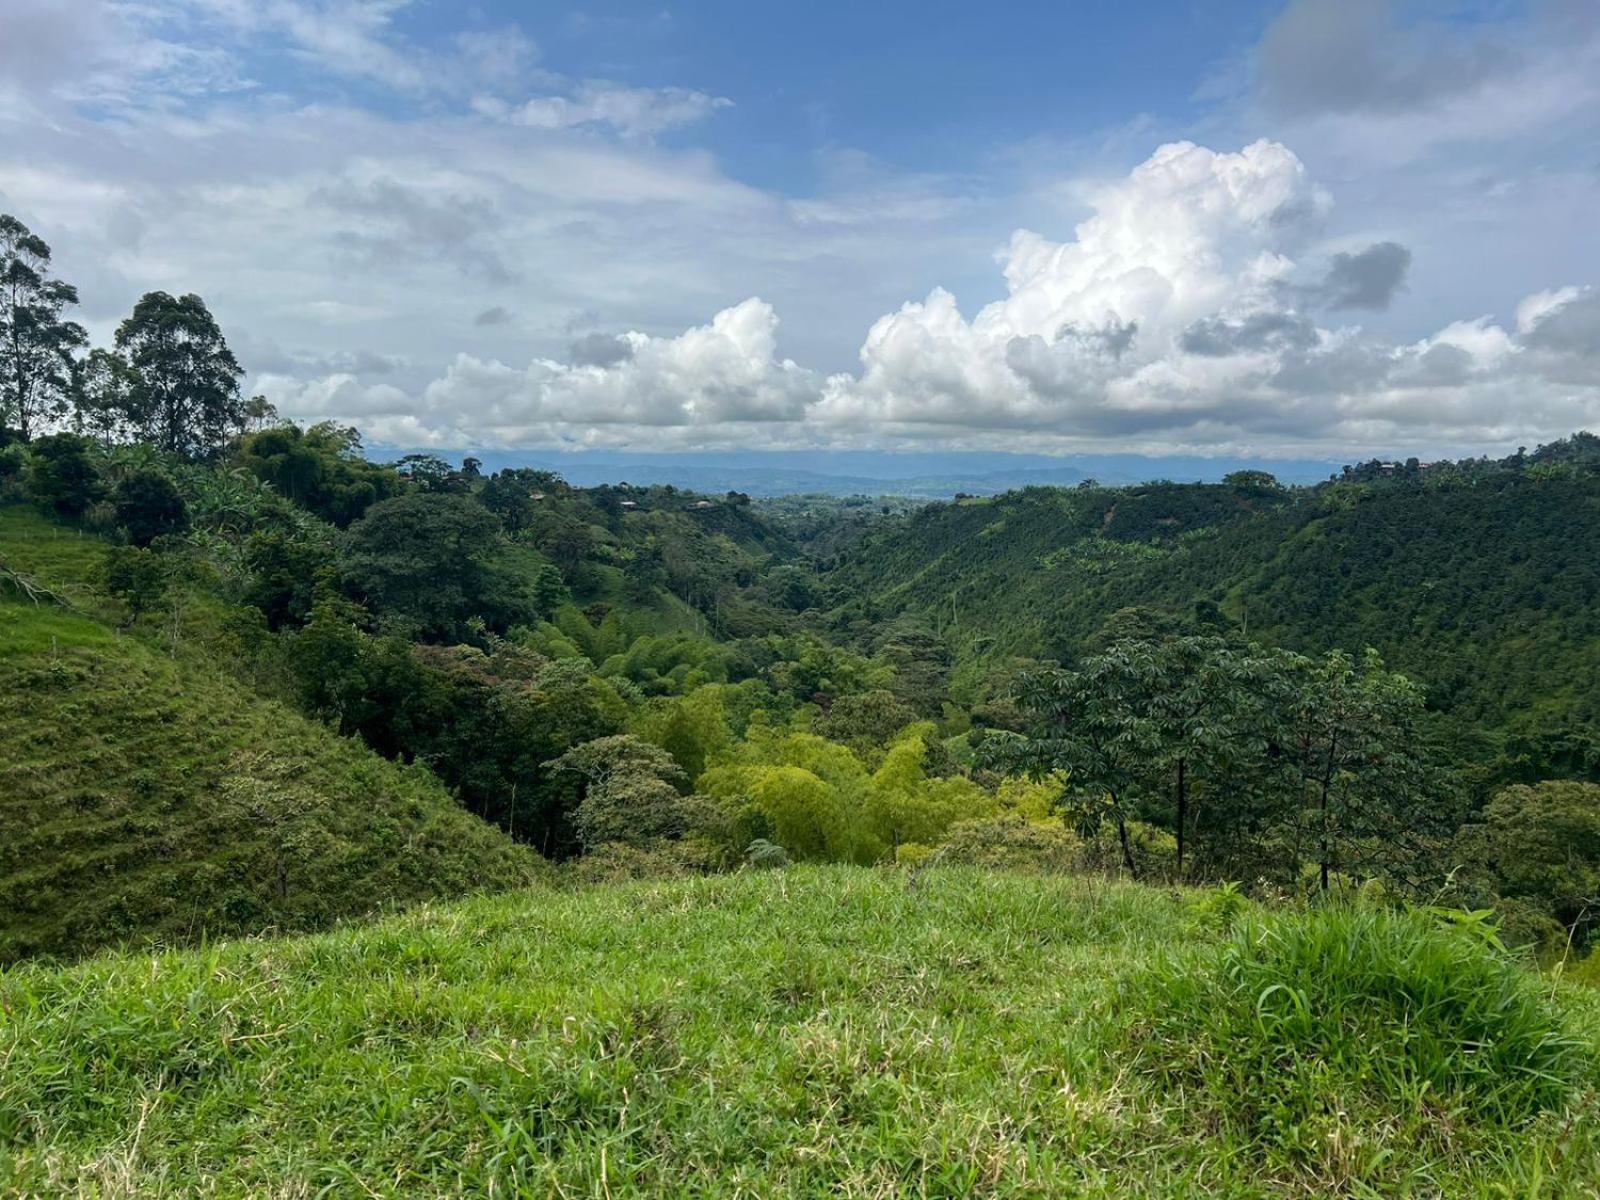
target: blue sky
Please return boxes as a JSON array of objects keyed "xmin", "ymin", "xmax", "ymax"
[{"xmin": 1, "ymin": 0, "xmax": 1597, "ymax": 457}]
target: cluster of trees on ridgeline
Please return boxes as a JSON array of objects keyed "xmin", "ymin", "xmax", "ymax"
[{"xmin": 4, "ymin": 210, "xmax": 1600, "ymax": 962}]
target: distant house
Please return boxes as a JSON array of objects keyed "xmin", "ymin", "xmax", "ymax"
[
  {"xmin": 692, "ymin": 499, "xmax": 716, "ymax": 509},
  {"xmin": 530, "ymin": 492, "xmax": 546, "ymax": 501},
  {"xmin": 620, "ymin": 500, "xmax": 640, "ymax": 509}
]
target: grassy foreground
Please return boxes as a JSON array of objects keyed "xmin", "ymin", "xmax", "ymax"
[{"xmin": 3, "ymin": 867, "xmax": 1598, "ymax": 1198}]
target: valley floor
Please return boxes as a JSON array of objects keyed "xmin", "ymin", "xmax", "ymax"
[{"xmin": 3, "ymin": 867, "xmax": 1598, "ymax": 1198}]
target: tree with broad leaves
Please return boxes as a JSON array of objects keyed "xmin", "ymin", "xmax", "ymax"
[
  {"xmin": 982, "ymin": 644, "xmax": 1166, "ymax": 877},
  {"xmin": 70, "ymin": 348, "xmax": 138, "ymax": 447},
  {"xmin": 1271, "ymin": 646, "xmax": 1441, "ymax": 894},
  {"xmin": 115, "ymin": 291, "xmax": 245, "ymax": 457},
  {"xmin": 1, "ymin": 214, "xmax": 87, "ymax": 440},
  {"xmin": 983, "ymin": 636, "xmax": 1441, "ymax": 889}
]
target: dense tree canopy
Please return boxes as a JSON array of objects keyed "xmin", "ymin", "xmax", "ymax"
[
  {"xmin": 340, "ymin": 492, "xmax": 533, "ymax": 640},
  {"xmin": 0, "ymin": 215, "xmax": 86, "ymax": 440},
  {"xmin": 114, "ymin": 291, "xmax": 245, "ymax": 457}
]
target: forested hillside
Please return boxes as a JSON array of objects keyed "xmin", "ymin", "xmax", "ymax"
[
  {"xmin": 6, "ymin": 208, "xmax": 1600, "ymax": 1197},
  {"xmin": 4, "ymin": 206, "xmax": 1600, "ymax": 981},
  {"xmin": 823, "ymin": 445, "xmax": 1600, "ymax": 775}
]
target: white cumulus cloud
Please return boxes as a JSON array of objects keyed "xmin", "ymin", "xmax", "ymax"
[
  {"xmin": 265, "ymin": 137, "xmax": 1600, "ymax": 455},
  {"xmin": 384, "ymin": 298, "xmax": 817, "ymax": 444}
]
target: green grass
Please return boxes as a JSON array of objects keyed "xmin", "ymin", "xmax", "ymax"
[
  {"xmin": 2, "ymin": 867, "xmax": 1596, "ymax": 1198},
  {"xmin": 0, "ymin": 505, "xmax": 107, "ymax": 598},
  {"xmin": 1, "ymin": 504, "xmax": 541, "ymax": 963}
]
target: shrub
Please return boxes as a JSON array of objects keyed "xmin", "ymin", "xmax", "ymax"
[
  {"xmin": 745, "ymin": 838, "xmax": 790, "ymax": 868},
  {"xmin": 1080, "ymin": 819, "xmax": 1175, "ymax": 878},
  {"xmin": 23, "ymin": 433, "xmax": 103, "ymax": 515},
  {"xmin": 930, "ymin": 813, "xmax": 1078, "ymax": 872},
  {"xmin": 566, "ymin": 839, "xmax": 719, "ymax": 886},
  {"xmin": 1131, "ymin": 906, "xmax": 1590, "ymax": 1176},
  {"xmin": 103, "ymin": 545, "xmax": 169, "ymax": 620},
  {"xmin": 0, "ymin": 443, "xmax": 26, "ymax": 496},
  {"xmin": 113, "ymin": 468, "xmax": 188, "ymax": 546},
  {"xmin": 894, "ymin": 841, "xmax": 935, "ymax": 866}
]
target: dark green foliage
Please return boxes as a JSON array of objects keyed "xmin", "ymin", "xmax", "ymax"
[
  {"xmin": 985, "ymin": 637, "xmax": 1442, "ymax": 887},
  {"xmin": 69, "ymin": 348, "xmax": 136, "ymax": 446},
  {"xmin": 22, "ymin": 433, "xmax": 103, "ymax": 515},
  {"xmin": 340, "ymin": 492, "xmax": 532, "ymax": 640},
  {"xmin": 241, "ymin": 531, "xmax": 331, "ymax": 629},
  {"xmin": 830, "ymin": 453, "xmax": 1600, "ymax": 785},
  {"xmin": 114, "ymin": 292, "xmax": 245, "ymax": 458},
  {"xmin": 0, "ymin": 214, "xmax": 87, "ymax": 440},
  {"xmin": 113, "ymin": 468, "xmax": 187, "ymax": 546},
  {"xmin": 545, "ymin": 734, "xmax": 696, "ymax": 851},
  {"xmin": 236, "ymin": 422, "xmax": 398, "ymax": 525},
  {"xmin": 1456, "ymin": 781, "xmax": 1600, "ymax": 950},
  {"xmin": 102, "ymin": 545, "xmax": 170, "ymax": 619},
  {"xmin": 479, "ymin": 468, "xmax": 565, "ymax": 532},
  {"xmin": 394, "ymin": 452, "xmax": 467, "ymax": 493},
  {"xmin": 287, "ymin": 608, "xmax": 628, "ymax": 854}
]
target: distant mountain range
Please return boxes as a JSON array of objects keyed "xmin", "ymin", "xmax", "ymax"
[{"xmin": 370, "ymin": 448, "xmax": 1348, "ymax": 498}]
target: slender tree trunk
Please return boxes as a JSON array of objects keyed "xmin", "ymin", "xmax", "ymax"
[
  {"xmin": 1109, "ymin": 789, "xmax": 1138, "ymax": 878},
  {"xmin": 1318, "ymin": 736, "xmax": 1339, "ymax": 892},
  {"xmin": 1174, "ymin": 756, "xmax": 1187, "ymax": 880}
]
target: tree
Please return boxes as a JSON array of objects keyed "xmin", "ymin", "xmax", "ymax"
[
  {"xmin": 114, "ymin": 469, "xmax": 189, "ymax": 546},
  {"xmin": 814, "ymin": 689, "xmax": 919, "ymax": 749},
  {"xmin": 1274, "ymin": 648, "xmax": 1440, "ymax": 893},
  {"xmin": 1137, "ymin": 637, "xmax": 1287, "ymax": 880},
  {"xmin": 71, "ymin": 349, "xmax": 137, "ymax": 447},
  {"xmin": 115, "ymin": 292, "xmax": 245, "ymax": 457},
  {"xmin": 1, "ymin": 214, "xmax": 87, "ymax": 439},
  {"xmin": 24, "ymin": 432, "xmax": 103, "ymax": 515},
  {"xmin": 546, "ymin": 735, "xmax": 693, "ymax": 851},
  {"xmin": 983, "ymin": 643, "xmax": 1166, "ymax": 877},
  {"xmin": 1223, "ymin": 469, "xmax": 1281, "ymax": 490},
  {"xmin": 340, "ymin": 492, "xmax": 532, "ymax": 640},
  {"xmin": 1456, "ymin": 781, "xmax": 1600, "ymax": 950},
  {"xmin": 983, "ymin": 637, "xmax": 1439, "ymax": 887},
  {"xmin": 103, "ymin": 545, "xmax": 171, "ymax": 620},
  {"xmin": 237, "ymin": 421, "xmax": 397, "ymax": 526},
  {"xmin": 394, "ymin": 453, "xmax": 462, "ymax": 493}
]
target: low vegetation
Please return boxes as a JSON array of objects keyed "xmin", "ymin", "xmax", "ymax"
[{"xmin": 3, "ymin": 868, "xmax": 1597, "ymax": 1198}]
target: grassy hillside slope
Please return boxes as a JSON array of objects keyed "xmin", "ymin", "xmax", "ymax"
[
  {"xmin": 0, "ymin": 506, "xmax": 540, "ymax": 962},
  {"xmin": 2, "ymin": 868, "xmax": 1596, "ymax": 1197}
]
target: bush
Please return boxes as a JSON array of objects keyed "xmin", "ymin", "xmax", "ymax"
[
  {"xmin": 103, "ymin": 545, "xmax": 169, "ymax": 620},
  {"xmin": 566, "ymin": 839, "xmax": 720, "ymax": 886},
  {"xmin": 929, "ymin": 813, "xmax": 1078, "ymax": 872},
  {"xmin": 1080, "ymin": 819, "xmax": 1176, "ymax": 878},
  {"xmin": 0, "ymin": 443, "xmax": 26, "ymax": 496},
  {"xmin": 1131, "ymin": 906, "xmax": 1590, "ymax": 1176},
  {"xmin": 24, "ymin": 433, "xmax": 103, "ymax": 516},
  {"xmin": 114, "ymin": 468, "xmax": 188, "ymax": 546}
]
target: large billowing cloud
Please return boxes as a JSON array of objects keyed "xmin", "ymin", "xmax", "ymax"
[
  {"xmin": 257, "ymin": 136, "xmax": 1597, "ymax": 454},
  {"xmin": 5, "ymin": 0, "xmax": 1598, "ymax": 457},
  {"xmin": 795, "ymin": 140, "xmax": 1596, "ymax": 451}
]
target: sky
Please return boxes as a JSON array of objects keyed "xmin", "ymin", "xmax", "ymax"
[{"xmin": 2, "ymin": 0, "xmax": 1598, "ymax": 459}]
